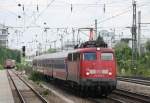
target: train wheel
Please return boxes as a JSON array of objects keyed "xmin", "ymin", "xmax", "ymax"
[
  {"xmin": 102, "ymin": 86, "xmax": 108, "ymax": 97},
  {"xmin": 75, "ymin": 85, "xmax": 80, "ymax": 96},
  {"xmin": 97, "ymin": 86, "xmax": 102, "ymax": 97},
  {"xmin": 79, "ymin": 85, "xmax": 86, "ymax": 97},
  {"xmin": 44, "ymin": 75, "xmax": 47, "ymax": 81},
  {"xmin": 85, "ymin": 86, "xmax": 89, "ymax": 97},
  {"xmin": 90, "ymin": 86, "xmax": 96, "ymax": 97}
]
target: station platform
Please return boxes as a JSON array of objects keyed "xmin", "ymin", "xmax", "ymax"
[{"xmin": 0, "ymin": 70, "xmax": 14, "ymax": 103}]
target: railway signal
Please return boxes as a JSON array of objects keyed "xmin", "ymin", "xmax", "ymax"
[{"xmin": 22, "ymin": 46, "xmax": 26, "ymax": 57}]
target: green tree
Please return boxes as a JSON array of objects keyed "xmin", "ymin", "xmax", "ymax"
[
  {"xmin": 114, "ymin": 41, "xmax": 150, "ymax": 77},
  {"xmin": 114, "ymin": 42, "xmax": 132, "ymax": 60},
  {"xmin": 47, "ymin": 48, "xmax": 57, "ymax": 53},
  {"xmin": 114, "ymin": 41, "xmax": 132, "ymax": 75},
  {"xmin": 0, "ymin": 47, "xmax": 21, "ymax": 64},
  {"xmin": 145, "ymin": 40, "xmax": 150, "ymax": 52}
]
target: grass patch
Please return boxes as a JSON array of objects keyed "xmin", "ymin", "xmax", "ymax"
[
  {"xmin": 36, "ymin": 81, "xmax": 40, "ymax": 85},
  {"xmin": 28, "ymin": 71, "xmax": 44, "ymax": 82},
  {"xmin": 42, "ymin": 89, "xmax": 49, "ymax": 96}
]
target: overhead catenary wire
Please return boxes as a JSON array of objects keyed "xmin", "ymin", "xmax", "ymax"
[
  {"xmin": 23, "ymin": 0, "xmax": 150, "ymax": 31},
  {"xmin": 89, "ymin": 2, "xmax": 150, "ymax": 26},
  {"xmin": 4, "ymin": 0, "xmax": 150, "ymax": 49},
  {"xmin": 29, "ymin": 0, "xmax": 56, "ymax": 26},
  {"xmin": 27, "ymin": 0, "xmax": 132, "ymax": 29},
  {"xmin": 19, "ymin": 0, "xmax": 56, "ymax": 35}
]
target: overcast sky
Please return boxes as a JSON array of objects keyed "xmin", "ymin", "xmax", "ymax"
[{"xmin": 0, "ymin": 0, "xmax": 150, "ymax": 55}]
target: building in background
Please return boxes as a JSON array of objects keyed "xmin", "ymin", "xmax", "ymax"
[{"xmin": 0, "ymin": 24, "xmax": 9, "ymax": 48}]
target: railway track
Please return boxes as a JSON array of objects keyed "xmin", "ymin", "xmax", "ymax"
[
  {"xmin": 107, "ymin": 96, "xmax": 128, "ymax": 103},
  {"xmin": 109, "ymin": 89, "xmax": 150, "ymax": 103},
  {"xmin": 90, "ymin": 88, "xmax": 150, "ymax": 103},
  {"xmin": 42, "ymin": 78, "xmax": 150, "ymax": 103},
  {"xmin": 9, "ymin": 70, "xmax": 149, "ymax": 103},
  {"xmin": 7, "ymin": 70, "xmax": 48, "ymax": 103},
  {"xmin": 117, "ymin": 76, "xmax": 150, "ymax": 86},
  {"xmin": 90, "ymin": 97, "xmax": 125, "ymax": 103}
]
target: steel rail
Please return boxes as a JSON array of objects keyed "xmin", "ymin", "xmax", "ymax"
[
  {"xmin": 112, "ymin": 89, "xmax": 150, "ymax": 103},
  {"xmin": 117, "ymin": 77, "xmax": 150, "ymax": 86},
  {"xmin": 9, "ymin": 70, "xmax": 48, "ymax": 103},
  {"xmin": 91, "ymin": 97, "xmax": 126, "ymax": 103},
  {"xmin": 107, "ymin": 96, "xmax": 127, "ymax": 103},
  {"xmin": 7, "ymin": 70, "xmax": 26, "ymax": 103}
]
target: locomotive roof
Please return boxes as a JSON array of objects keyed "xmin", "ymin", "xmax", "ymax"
[
  {"xmin": 33, "ymin": 48, "xmax": 114, "ymax": 60},
  {"xmin": 77, "ymin": 47, "xmax": 114, "ymax": 52}
]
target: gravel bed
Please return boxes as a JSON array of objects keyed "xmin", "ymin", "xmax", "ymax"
[
  {"xmin": 117, "ymin": 80, "xmax": 150, "ymax": 96},
  {"xmin": 17, "ymin": 70, "xmax": 150, "ymax": 103},
  {"xmin": 20, "ymin": 74, "xmax": 96, "ymax": 103},
  {"xmin": 19, "ymin": 72, "xmax": 114, "ymax": 103}
]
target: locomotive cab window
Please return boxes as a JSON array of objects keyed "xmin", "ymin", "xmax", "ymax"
[
  {"xmin": 101, "ymin": 53, "xmax": 113, "ymax": 60},
  {"xmin": 83, "ymin": 52, "xmax": 96, "ymax": 60}
]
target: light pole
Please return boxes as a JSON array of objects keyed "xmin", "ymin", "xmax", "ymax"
[
  {"xmin": 18, "ymin": 4, "xmax": 26, "ymax": 31},
  {"xmin": 43, "ymin": 22, "xmax": 50, "ymax": 52}
]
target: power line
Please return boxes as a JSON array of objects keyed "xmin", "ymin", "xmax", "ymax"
[
  {"xmin": 97, "ymin": 9, "xmax": 131, "ymax": 24},
  {"xmin": 88, "ymin": 1, "xmax": 150, "ymax": 27},
  {"xmin": 38, "ymin": 0, "xmax": 56, "ymax": 17},
  {"xmin": 28, "ymin": 0, "xmax": 134, "ymax": 28},
  {"xmin": 28, "ymin": 0, "xmax": 56, "ymax": 27},
  {"xmin": 18, "ymin": 0, "xmax": 56, "ymax": 35},
  {"xmin": 9, "ymin": 0, "xmax": 150, "ymax": 39}
]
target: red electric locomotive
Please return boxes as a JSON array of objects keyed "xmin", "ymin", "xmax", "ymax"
[{"xmin": 33, "ymin": 46, "xmax": 117, "ymax": 96}]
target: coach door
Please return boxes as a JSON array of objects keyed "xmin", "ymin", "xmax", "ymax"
[{"xmin": 67, "ymin": 53, "xmax": 80, "ymax": 83}]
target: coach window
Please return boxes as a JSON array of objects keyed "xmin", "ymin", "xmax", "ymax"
[
  {"xmin": 68, "ymin": 53, "xmax": 73, "ymax": 61},
  {"xmin": 73, "ymin": 53, "xmax": 77, "ymax": 61},
  {"xmin": 48, "ymin": 60, "xmax": 50, "ymax": 67},
  {"xmin": 73, "ymin": 53, "xmax": 80, "ymax": 61},
  {"xmin": 46, "ymin": 60, "xmax": 48, "ymax": 67},
  {"xmin": 38, "ymin": 61, "xmax": 40, "ymax": 66},
  {"xmin": 45, "ymin": 60, "xmax": 47, "ymax": 67}
]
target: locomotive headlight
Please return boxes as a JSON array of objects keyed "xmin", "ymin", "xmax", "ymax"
[
  {"xmin": 108, "ymin": 72, "xmax": 112, "ymax": 75},
  {"xmin": 86, "ymin": 72, "xmax": 90, "ymax": 76},
  {"xmin": 97, "ymin": 48, "xmax": 100, "ymax": 51}
]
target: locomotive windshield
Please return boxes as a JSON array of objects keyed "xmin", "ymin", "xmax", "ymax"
[
  {"xmin": 83, "ymin": 52, "xmax": 96, "ymax": 60},
  {"xmin": 101, "ymin": 53, "xmax": 113, "ymax": 60}
]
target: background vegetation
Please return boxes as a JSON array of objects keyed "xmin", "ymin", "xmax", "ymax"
[
  {"xmin": 0, "ymin": 47, "xmax": 21, "ymax": 65},
  {"xmin": 0, "ymin": 64, "xmax": 3, "ymax": 70},
  {"xmin": 115, "ymin": 40, "xmax": 150, "ymax": 77}
]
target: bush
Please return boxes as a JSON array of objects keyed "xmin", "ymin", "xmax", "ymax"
[
  {"xmin": 0, "ymin": 64, "xmax": 3, "ymax": 70},
  {"xmin": 16, "ymin": 63, "xmax": 32, "ymax": 71},
  {"xmin": 24, "ymin": 64, "xmax": 32, "ymax": 74},
  {"xmin": 29, "ymin": 71, "xmax": 43, "ymax": 82},
  {"xmin": 16, "ymin": 63, "xmax": 26, "ymax": 71},
  {"xmin": 42, "ymin": 89, "xmax": 49, "ymax": 96}
]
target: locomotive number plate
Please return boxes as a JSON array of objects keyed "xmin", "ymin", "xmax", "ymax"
[
  {"xmin": 89, "ymin": 70, "xmax": 96, "ymax": 74},
  {"xmin": 101, "ymin": 70, "xmax": 108, "ymax": 74}
]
